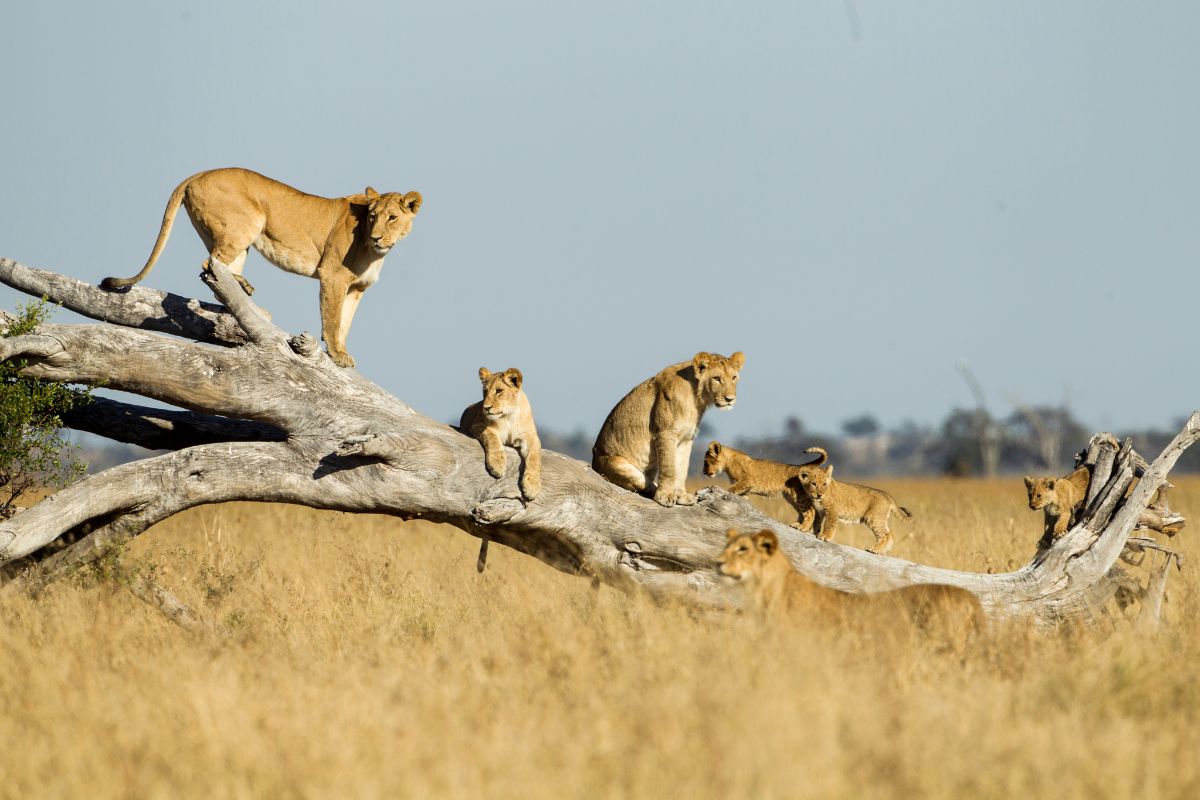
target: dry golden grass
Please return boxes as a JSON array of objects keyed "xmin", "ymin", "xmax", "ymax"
[{"xmin": 2, "ymin": 477, "xmax": 1199, "ymax": 799}]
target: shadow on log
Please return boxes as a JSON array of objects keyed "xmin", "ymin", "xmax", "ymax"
[{"xmin": 0, "ymin": 256, "xmax": 1195, "ymax": 629}]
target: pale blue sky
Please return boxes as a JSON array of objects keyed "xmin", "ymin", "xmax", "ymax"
[{"xmin": 1, "ymin": 1, "xmax": 1196, "ymax": 442}]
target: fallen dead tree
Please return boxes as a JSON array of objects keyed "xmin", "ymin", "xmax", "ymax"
[{"xmin": 0, "ymin": 256, "xmax": 1194, "ymax": 629}]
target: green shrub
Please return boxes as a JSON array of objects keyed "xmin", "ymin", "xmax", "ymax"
[{"xmin": 0, "ymin": 300, "xmax": 90, "ymax": 519}]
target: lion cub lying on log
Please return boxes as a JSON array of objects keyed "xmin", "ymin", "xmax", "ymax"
[
  {"xmin": 593, "ymin": 351, "xmax": 744, "ymax": 507},
  {"xmin": 717, "ymin": 530, "xmax": 983, "ymax": 636},
  {"xmin": 703, "ymin": 442, "xmax": 826, "ymax": 531},
  {"xmin": 459, "ymin": 367, "xmax": 542, "ymax": 502},
  {"xmin": 795, "ymin": 460, "xmax": 911, "ymax": 554},
  {"xmin": 101, "ymin": 167, "xmax": 422, "ymax": 368}
]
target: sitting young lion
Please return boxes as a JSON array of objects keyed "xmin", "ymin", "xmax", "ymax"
[
  {"xmin": 1024, "ymin": 466, "xmax": 1091, "ymax": 544},
  {"xmin": 703, "ymin": 442, "xmax": 825, "ymax": 531},
  {"xmin": 459, "ymin": 367, "xmax": 542, "ymax": 502},
  {"xmin": 101, "ymin": 167, "xmax": 422, "ymax": 368},
  {"xmin": 592, "ymin": 351, "xmax": 744, "ymax": 507},
  {"xmin": 717, "ymin": 529, "xmax": 983, "ymax": 637},
  {"xmin": 794, "ymin": 461, "xmax": 911, "ymax": 554}
]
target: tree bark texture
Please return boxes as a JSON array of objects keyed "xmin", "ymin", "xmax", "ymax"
[{"xmin": 0, "ymin": 257, "xmax": 1194, "ymax": 626}]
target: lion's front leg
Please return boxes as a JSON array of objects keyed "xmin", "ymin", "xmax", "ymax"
[
  {"xmin": 791, "ymin": 506, "xmax": 816, "ymax": 532},
  {"xmin": 480, "ymin": 429, "xmax": 506, "ymax": 479},
  {"xmin": 318, "ymin": 272, "xmax": 355, "ymax": 368},
  {"xmin": 814, "ymin": 505, "xmax": 839, "ymax": 542},
  {"xmin": 651, "ymin": 430, "xmax": 688, "ymax": 507},
  {"xmin": 517, "ymin": 438, "xmax": 541, "ymax": 501},
  {"xmin": 315, "ymin": 222, "xmax": 359, "ymax": 368}
]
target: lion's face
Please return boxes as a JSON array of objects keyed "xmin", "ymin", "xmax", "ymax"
[
  {"xmin": 718, "ymin": 531, "xmax": 764, "ymax": 582},
  {"xmin": 718, "ymin": 529, "xmax": 779, "ymax": 583},
  {"xmin": 479, "ymin": 367, "xmax": 523, "ymax": 419},
  {"xmin": 797, "ymin": 465, "xmax": 833, "ymax": 501},
  {"xmin": 693, "ymin": 351, "xmax": 744, "ymax": 410},
  {"xmin": 1024, "ymin": 476, "xmax": 1057, "ymax": 510},
  {"xmin": 365, "ymin": 189, "xmax": 422, "ymax": 254},
  {"xmin": 703, "ymin": 441, "xmax": 727, "ymax": 477}
]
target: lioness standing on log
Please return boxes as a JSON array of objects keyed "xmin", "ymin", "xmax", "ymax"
[
  {"xmin": 100, "ymin": 168, "xmax": 422, "ymax": 368},
  {"xmin": 593, "ymin": 351, "xmax": 744, "ymax": 507}
]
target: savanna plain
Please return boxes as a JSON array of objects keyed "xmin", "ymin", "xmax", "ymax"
[{"xmin": 2, "ymin": 476, "xmax": 1198, "ymax": 799}]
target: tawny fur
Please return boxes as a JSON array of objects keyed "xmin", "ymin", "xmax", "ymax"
[
  {"xmin": 101, "ymin": 168, "xmax": 422, "ymax": 368},
  {"xmin": 459, "ymin": 368, "xmax": 542, "ymax": 501},
  {"xmin": 794, "ymin": 461, "xmax": 911, "ymax": 554},
  {"xmin": 1024, "ymin": 466, "xmax": 1091, "ymax": 543},
  {"xmin": 717, "ymin": 530, "xmax": 983, "ymax": 641},
  {"xmin": 592, "ymin": 351, "xmax": 744, "ymax": 507},
  {"xmin": 703, "ymin": 442, "xmax": 827, "ymax": 531}
]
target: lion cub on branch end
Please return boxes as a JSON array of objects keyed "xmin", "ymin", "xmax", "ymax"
[
  {"xmin": 101, "ymin": 168, "xmax": 422, "ymax": 368},
  {"xmin": 717, "ymin": 530, "xmax": 983, "ymax": 637},
  {"xmin": 795, "ymin": 461, "xmax": 911, "ymax": 554},
  {"xmin": 1024, "ymin": 466, "xmax": 1091, "ymax": 544},
  {"xmin": 459, "ymin": 368, "xmax": 542, "ymax": 502},
  {"xmin": 593, "ymin": 351, "xmax": 744, "ymax": 507},
  {"xmin": 703, "ymin": 442, "xmax": 825, "ymax": 531}
]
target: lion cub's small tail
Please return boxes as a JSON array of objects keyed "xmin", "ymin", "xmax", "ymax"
[
  {"xmin": 804, "ymin": 446, "xmax": 828, "ymax": 465},
  {"xmin": 896, "ymin": 505, "xmax": 913, "ymax": 520},
  {"xmin": 101, "ymin": 172, "xmax": 200, "ymax": 290}
]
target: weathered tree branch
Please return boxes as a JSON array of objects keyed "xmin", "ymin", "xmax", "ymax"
[
  {"xmin": 0, "ymin": 257, "xmax": 1194, "ymax": 627},
  {"xmin": 62, "ymin": 396, "xmax": 286, "ymax": 451},
  {"xmin": 0, "ymin": 257, "xmax": 248, "ymax": 346}
]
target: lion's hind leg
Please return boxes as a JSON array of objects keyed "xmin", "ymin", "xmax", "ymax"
[
  {"xmin": 205, "ymin": 249, "xmax": 256, "ymax": 296},
  {"xmin": 865, "ymin": 512, "xmax": 894, "ymax": 555},
  {"xmin": 594, "ymin": 455, "xmax": 650, "ymax": 495}
]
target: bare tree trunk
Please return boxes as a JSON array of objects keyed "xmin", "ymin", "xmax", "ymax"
[{"xmin": 1, "ymin": 257, "xmax": 1195, "ymax": 626}]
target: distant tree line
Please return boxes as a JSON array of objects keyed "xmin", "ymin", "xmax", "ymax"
[
  {"xmin": 72, "ymin": 405, "xmax": 1198, "ymax": 478},
  {"xmin": 542, "ymin": 406, "xmax": 1199, "ymax": 478}
]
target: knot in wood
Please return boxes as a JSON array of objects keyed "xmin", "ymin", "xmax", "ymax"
[
  {"xmin": 289, "ymin": 332, "xmax": 320, "ymax": 357},
  {"xmin": 471, "ymin": 498, "xmax": 525, "ymax": 525}
]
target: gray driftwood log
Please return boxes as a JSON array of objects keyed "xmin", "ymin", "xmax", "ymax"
[{"xmin": 0, "ymin": 256, "xmax": 1194, "ymax": 627}]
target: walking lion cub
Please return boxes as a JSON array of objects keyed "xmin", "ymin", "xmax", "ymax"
[
  {"xmin": 702, "ymin": 442, "xmax": 825, "ymax": 531},
  {"xmin": 1024, "ymin": 466, "xmax": 1091, "ymax": 544},
  {"xmin": 459, "ymin": 367, "xmax": 542, "ymax": 502},
  {"xmin": 795, "ymin": 461, "xmax": 911, "ymax": 554},
  {"xmin": 592, "ymin": 351, "xmax": 744, "ymax": 507},
  {"xmin": 717, "ymin": 529, "xmax": 983, "ymax": 638}
]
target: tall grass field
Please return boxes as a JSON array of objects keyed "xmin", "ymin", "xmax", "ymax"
[{"xmin": 2, "ymin": 476, "xmax": 1198, "ymax": 798}]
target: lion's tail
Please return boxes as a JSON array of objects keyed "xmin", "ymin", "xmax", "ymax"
[
  {"xmin": 101, "ymin": 171, "xmax": 202, "ymax": 290},
  {"xmin": 804, "ymin": 446, "xmax": 828, "ymax": 466},
  {"xmin": 896, "ymin": 505, "xmax": 913, "ymax": 520}
]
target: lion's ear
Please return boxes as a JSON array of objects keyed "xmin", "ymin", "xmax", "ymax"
[
  {"xmin": 402, "ymin": 190, "xmax": 423, "ymax": 214},
  {"xmin": 1024, "ymin": 476, "xmax": 1034, "ymax": 490},
  {"xmin": 693, "ymin": 352, "xmax": 712, "ymax": 374},
  {"xmin": 729, "ymin": 351, "xmax": 745, "ymax": 369},
  {"xmin": 753, "ymin": 530, "xmax": 778, "ymax": 555},
  {"xmin": 478, "ymin": 367, "xmax": 492, "ymax": 384},
  {"xmin": 365, "ymin": 187, "xmax": 380, "ymax": 200},
  {"xmin": 503, "ymin": 368, "xmax": 523, "ymax": 389},
  {"xmin": 726, "ymin": 528, "xmax": 742, "ymax": 540},
  {"xmin": 1046, "ymin": 479, "xmax": 1056, "ymax": 490},
  {"xmin": 826, "ymin": 464, "xmax": 834, "ymax": 479},
  {"xmin": 708, "ymin": 441, "xmax": 721, "ymax": 455}
]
